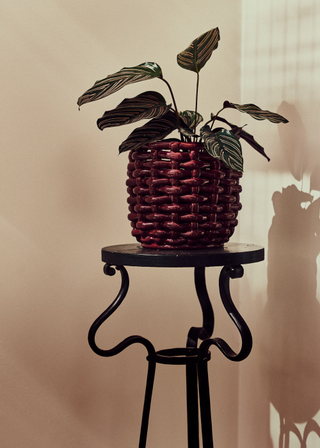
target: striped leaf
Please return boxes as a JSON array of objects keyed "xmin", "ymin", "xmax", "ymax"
[
  {"xmin": 119, "ymin": 110, "xmax": 178, "ymax": 153},
  {"xmin": 231, "ymin": 125, "xmax": 270, "ymax": 161},
  {"xmin": 97, "ymin": 91, "xmax": 171, "ymax": 130},
  {"xmin": 177, "ymin": 28, "xmax": 220, "ymax": 73},
  {"xmin": 180, "ymin": 127, "xmax": 196, "ymax": 139},
  {"xmin": 200, "ymin": 126, "xmax": 243, "ymax": 172},
  {"xmin": 224, "ymin": 101, "xmax": 289, "ymax": 124},
  {"xmin": 77, "ymin": 62, "xmax": 162, "ymax": 107},
  {"xmin": 179, "ymin": 110, "xmax": 203, "ymax": 129}
]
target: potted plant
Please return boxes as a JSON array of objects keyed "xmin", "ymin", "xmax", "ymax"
[{"xmin": 78, "ymin": 27, "xmax": 288, "ymax": 249}]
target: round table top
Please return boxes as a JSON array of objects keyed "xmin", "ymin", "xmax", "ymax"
[{"xmin": 101, "ymin": 243, "xmax": 264, "ymax": 268}]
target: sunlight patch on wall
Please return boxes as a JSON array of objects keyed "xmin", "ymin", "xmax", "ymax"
[
  {"xmin": 241, "ymin": 0, "xmax": 320, "ymax": 174},
  {"xmin": 241, "ymin": 0, "xmax": 320, "ymax": 105}
]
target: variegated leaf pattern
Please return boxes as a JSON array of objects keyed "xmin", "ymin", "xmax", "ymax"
[
  {"xmin": 97, "ymin": 91, "xmax": 171, "ymax": 130},
  {"xmin": 223, "ymin": 101, "xmax": 289, "ymax": 124},
  {"xmin": 119, "ymin": 110, "xmax": 178, "ymax": 153},
  {"xmin": 77, "ymin": 62, "xmax": 162, "ymax": 107},
  {"xmin": 200, "ymin": 126, "xmax": 243, "ymax": 172},
  {"xmin": 180, "ymin": 127, "xmax": 198, "ymax": 139},
  {"xmin": 179, "ymin": 110, "xmax": 203, "ymax": 129},
  {"xmin": 177, "ymin": 28, "xmax": 220, "ymax": 73},
  {"xmin": 231, "ymin": 125, "xmax": 270, "ymax": 161}
]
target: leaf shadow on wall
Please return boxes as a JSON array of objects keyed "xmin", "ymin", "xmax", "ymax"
[{"xmin": 257, "ymin": 102, "xmax": 320, "ymax": 447}]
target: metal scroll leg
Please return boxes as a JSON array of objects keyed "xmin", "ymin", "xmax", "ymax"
[
  {"xmin": 186, "ymin": 361, "xmax": 199, "ymax": 448},
  {"xmin": 186, "ymin": 267, "xmax": 215, "ymax": 448},
  {"xmin": 198, "ymin": 357, "xmax": 214, "ymax": 448},
  {"xmin": 139, "ymin": 357, "xmax": 156, "ymax": 448},
  {"xmin": 196, "ymin": 265, "xmax": 253, "ymax": 448},
  {"xmin": 88, "ymin": 264, "xmax": 157, "ymax": 448},
  {"xmin": 187, "ymin": 265, "xmax": 253, "ymax": 448}
]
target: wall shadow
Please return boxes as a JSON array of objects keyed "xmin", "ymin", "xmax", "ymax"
[
  {"xmin": 257, "ymin": 101, "xmax": 320, "ymax": 447},
  {"xmin": 264, "ymin": 185, "xmax": 320, "ymax": 446}
]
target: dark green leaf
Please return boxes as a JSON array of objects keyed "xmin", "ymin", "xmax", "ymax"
[
  {"xmin": 179, "ymin": 110, "xmax": 203, "ymax": 129},
  {"xmin": 223, "ymin": 101, "xmax": 289, "ymax": 124},
  {"xmin": 231, "ymin": 125, "xmax": 270, "ymax": 162},
  {"xmin": 200, "ymin": 126, "xmax": 243, "ymax": 171},
  {"xmin": 77, "ymin": 62, "xmax": 162, "ymax": 107},
  {"xmin": 97, "ymin": 91, "xmax": 171, "ymax": 130},
  {"xmin": 177, "ymin": 28, "xmax": 220, "ymax": 73},
  {"xmin": 180, "ymin": 127, "xmax": 198, "ymax": 139},
  {"xmin": 119, "ymin": 110, "xmax": 178, "ymax": 153},
  {"xmin": 210, "ymin": 115, "xmax": 271, "ymax": 162}
]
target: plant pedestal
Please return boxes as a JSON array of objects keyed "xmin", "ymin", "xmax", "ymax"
[{"xmin": 88, "ymin": 242, "xmax": 264, "ymax": 448}]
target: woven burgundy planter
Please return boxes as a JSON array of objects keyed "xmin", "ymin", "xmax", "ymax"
[{"xmin": 126, "ymin": 141, "xmax": 242, "ymax": 249}]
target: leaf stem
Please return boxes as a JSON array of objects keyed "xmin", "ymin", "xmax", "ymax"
[
  {"xmin": 210, "ymin": 106, "xmax": 225, "ymax": 129},
  {"xmin": 160, "ymin": 77, "xmax": 182, "ymax": 137},
  {"xmin": 194, "ymin": 72, "xmax": 200, "ymax": 138}
]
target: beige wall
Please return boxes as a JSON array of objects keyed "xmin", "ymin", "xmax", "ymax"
[
  {"xmin": 1, "ymin": 1, "xmax": 319, "ymax": 447},
  {"xmin": 238, "ymin": 2, "xmax": 320, "ymax": 447}
]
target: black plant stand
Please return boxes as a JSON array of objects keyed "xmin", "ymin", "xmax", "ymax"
[{"xmin": 88, "ymin": 242, "xmax": 264, "ymax": 448}]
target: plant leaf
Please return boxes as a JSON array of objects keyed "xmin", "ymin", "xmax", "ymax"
[
  {"xmin": 210, "ymin": 115, "xmax": 271, "ymax": 161},
  {"xmin": 179, "ymin": 127, "xmax": 198, "ymax": 139},
  {"xmin": 200, "ymin": 126, "xmax": 243, "ymax": 171},
  {"xmin": 177, "ymin": 27, "xmax": 220, "ymax": 73},
  {"xmin": 231, "ymin": 125, "xmax": 270, "ymax": 161},
  {"xmin": 77, "ymin": 62, "xmax": 162, "ymax": 107},
  {"xmin": 97, "ymin": 91, "xmax": 171, "ymax": 130},
  {"xmin": 179, "ymin": 110, "xmax": 203, "ymax": 129},
  {"xmin": 223, "ymin": 101, "xmax": 289, "ymax": 124},
  {"xmin": 119, "ymin": 110, "xmax": 178, "ymax": 153}
]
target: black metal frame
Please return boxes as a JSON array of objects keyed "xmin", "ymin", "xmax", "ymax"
[{"xmin": 88, "ymin": 244, "xmax": 264, "ymax": 448}]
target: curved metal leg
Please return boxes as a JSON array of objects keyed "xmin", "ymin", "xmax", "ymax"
[
  {"xmin": 198, "ymin": 264, "xmax": 253, "ymax": 362},
  {"xmin": 88, "ymin": 264, "xmax": 155, "ymax": 358},
  {"xmin": 139, "ymin": 359, "xmax": 156, "ymax": 448},
  {"xmin": 186, "ymin": 267, "xmax": 215, "ymax": 448},
  {"xmin": 187, "ymin": 265, "xmax": 253, "ymax": 448},
  {"xmin": 187, "ymin": 267, "xmax": 214, "ymax": 348},
  {"xmin": 198, "ymin": 358, "xmax": 214, "ymax": 448},
  {"xmin": 88, "ymin": 264, "xmax": 156, "ymax": 448},
  {"xmin": 186, "ymin": 361, "xmax": 199, "ymax": 448},
  {"xmin": 89, "ymin": 263, "xmax": 253, "ymax": 448}
]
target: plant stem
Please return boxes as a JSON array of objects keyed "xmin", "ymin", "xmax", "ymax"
[
  {"xmin": 210, "ymin": 106, "xmax": 225, "ymax": 129},
  {"xmin": 194, "ymin": 72, "xmax": 200, "ymax": 138},
  {"xmin": 160, "ymin": 77, "xmax": 183, "ymax": 140}
]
